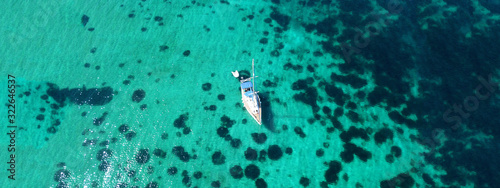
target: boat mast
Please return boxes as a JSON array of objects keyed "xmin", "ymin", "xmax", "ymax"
[{"xmin": 252, "ymin": 59, "xmax": 255, "ymax": 91}]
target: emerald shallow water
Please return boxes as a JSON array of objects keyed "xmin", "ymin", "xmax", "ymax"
[{"xmin": 2, "ymin": 0, "xmax": 500, "ymax": 187}]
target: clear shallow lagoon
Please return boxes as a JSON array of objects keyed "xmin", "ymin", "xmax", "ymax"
[{"xmin": 1, "ymin": 0, "xmax": 500, "ymax": 187}]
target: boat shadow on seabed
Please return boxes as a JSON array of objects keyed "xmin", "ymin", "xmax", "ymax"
[{"xmin": 259, "ymin": 92, "xmax": 276, "ymax": 132}]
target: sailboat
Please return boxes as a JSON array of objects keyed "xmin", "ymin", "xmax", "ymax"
[{"xmin": 233, "ymin": 59, "xmax": 262, "ymax": 125}]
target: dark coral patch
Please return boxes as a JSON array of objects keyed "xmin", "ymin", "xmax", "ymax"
[
  {"xmin": 182, "ymin": 127, "xmax": 191, "ymax": 135},
  {"xmin": 251, "ymin": 133, "xmax": 267, "ymax": 144},
  {"xmin": 211, "ymin": 181, "xmax": 221, "ymax": 187},
  {"xmin": 291, "ymin": 79, "xmax": 309, "ymax": 90},
  {"xmin": 81, "ymin": 15, "xmax": 89, "ymax": 27},
  {"xmin": 154, "ymin": 16, "xmax": 163, "ymax": 21},
  {"xmin": 316, "ymin": 149, "xmax": 325, "ymax": 157},
  {"xmin": 325, "ymin": 84, "xmax": 349, "ymax": 106},
  {"xmin": 140, "ymin": 104, "xmax": 147, "ymax": 110},
  {"xmin": 268, "ymin": 145, "xmax": 283, "ymax": 160},
  {"xmin": 322, "ymin": 106, "xmax": 331, "ymax": 115},
  {"xmin": 304, "ymin": 16, "xmax": 338, "ymax": 37},
  {"xmin": 388, "ymin": 111, "xmax": 407, "ymax": 124},
  {"xmin": 230, "ymin": 165, "xmax": 244, "ymax": 179},
  {"xmin": 217, "ymin": 94, "xmax": 225, "ymax": 100},
  {"xmin": 293, "ymin": 87, "xmax": 319, "ymax": 112},
  {"xmin": 345, "ymin": 102, "xmax": 357, "ymax": 110},
  {"xmin": 204, "ymin": 105, "xmax": 217, "ymax": 111},
  {"xmin": 300, "ymin": 177, "xmax": 311, "ymax": 187},
  {"xmin": 174, "ymin": 113, "xmax": 189, "ymax": 128},
  {"xmin": 255, "ymin": 178, "xmax": 268, "ymax": 188},
  {"xmin": 54, "ymin": 169, "xmax": 70, "ymax": 182},
  {"xmin": 82, "ymin": 139, "xmax": 97, "ymax": 146},
  {"xmin": 217, "ymin": 126, "xmax": 229, "ymax": 138},
  {"xmin": 145, "ymin": 182, "xmax": 159, "ymax": 188},
  {"xmin": 182, "ymin": 175, "xmax": 191, "ymax": 186},
  {"xmin": 324, "ymin": 160, "xmax": 342, "ymax": 183},
  {"xmin": 259, "ymin": 38, "xmax": 268, "ymax": 44},
  {"xmin": 172, "ymin": 146, "xmax": 190, "ymax": 162},
  {"xmin": 270, "ymin": 8, "xmax": 291, "ymax": 28},
  {"xmin": 294, "ymin": 126, "xmax": 306, "ymax": 138},
  {"xmin": 230, "ymin": 138, "xmax": 242, "ymax": 148},
  {"xmin": 244, "ymin": 164, "xmax": 260, "ymax": 180},
  {"xmin": 220, "ymin": 115, "xmax": 236, "ymax": 128},
  {"xmin": 159, "ymin": 45, "xmax": 169, "ymax": 52},
  {"xmin": 47, "ymin": 127, "xmax": 57, "ymax": 134},
  {"xmin": 36, "ymin": 114, "xmax": 45, "ymax": 121},
  {"xmin": 307, "ymin": 65, "xmax": 316, "ymax": 72},
  {"xmin": 125, "ymin": 131, "xmax": 136, "ymax": 141},
  {"xmin": 118, "ymin": 124, "xmax": 129, "ymax": 134},
  {"xmin": 193, "ymin": 171, "xmax": 202, "ymax": 179},
  {"xmin": 259, "ymin": 150, "xmax": 267, "ymax": 162},
  {"xmin": 183, "ymin": 50, "xmax": 191, "ymax": 56},
  {"xmin": 93, "ymin": 112, "xmax": 108, "ymax": 126},
  {"xmin": 374, "ymin": 128, "xmax": 394, "ymax": 144},
  {"xmin": 153, "ymin": 148, "xmax": 167, "ymax": 158},
  {"xmin": 245, "ymin": 147, "xmax": 258, "ymax": 161},
  {"xmin": 135, "ymin": 149, "xmax": 150, "ymax": 164},
  {"xmin": 127, "ymin": 170, "xmax": 136, "ymax": 177},
  {"xmin": 212, "ymin": 151, "xmax": 226, "ymax": 165},
  {"xmin": 368, "ymin": 86, "xmax": 390, "ymax": 105},
  {"xmin": 391, "ymin": 146, "xmax": 402, "ymax": 158},
  {"xmin": 96, "ymin": 148, "xmax": 113, "ymax": 161},
  {"xmin": 161, "ymin": 133, "xmax": 168, "ymax": 140},
  {"xmin": 98, "ymin": 140, "xmax": 109, "ymax": 147},
  {"xmin": 168, "ymin": 167, "xmax": 178, "ymax": 175},
  {"xmin": 346, "ymin": 111, "xmax": 362, "ymax": 123},
  {"xmin": 380, "ymin": 173, "xmax": 415, "ymax": 188},
  {"xmin": 339, "ymin": 126, "xmax": 369, "ymax": 143},
  {"xmin": 115, "ymin": 183, "xmax": 127, "ymax": 188},
  {"xmin": 331, "ymin": 74, "xmax": 367, "ymax": 89},
  {"xmin": 98, "ymin": 161, "xmax": 110, "ymax": 171},
  {"xmin": 132, "ymin": 89, "xmax": 146, "ymax": 102},
  {"xmin": 263, "ymin": 80, "xmax": 278, "ymax": 87},
  {"xmin": 385, "ymin": 154, "xmax": 395, "ymax": 163},
  {"xmin": 422, "ymin": 173, "xmax": 435, "ymax": 186},
  {"xmin": 340, "ymin": 143, "xmax": 372, "ymax": 163},
  {"xmin": 202, "ymin": 83, "xmax": 212, "ymax": 91}
]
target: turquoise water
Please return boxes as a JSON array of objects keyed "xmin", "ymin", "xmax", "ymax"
[{"xmin": 2, "ymin": 0, "xmax": 500, "ymax": 187}]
